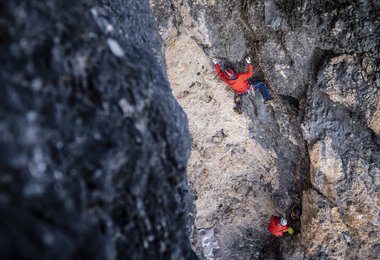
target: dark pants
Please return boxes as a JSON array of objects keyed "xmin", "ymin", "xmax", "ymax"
[{"xmin": 248, "ymin": 77, "xmax": 272, "ymax": 101}]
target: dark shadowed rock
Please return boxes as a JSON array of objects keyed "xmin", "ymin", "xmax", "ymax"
[{"xmin": 0, "ymin": 0, "xmax": 196, "ymax": 259}]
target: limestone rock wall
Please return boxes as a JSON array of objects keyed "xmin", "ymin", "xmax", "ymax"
[
  {"xmin": 302, "ymin": 53, "xmax": 380, "ymax": 259},
  {"xmin": 151, "ymin": 0, "xmax": 379, "ymax": 259}
]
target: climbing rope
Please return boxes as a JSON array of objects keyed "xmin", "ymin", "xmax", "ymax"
[
  {"xmin": 258, "ymin": 63, "xmax": 293, "ymax": 117},
  {"xmin": 258, "ymin": 62, "xmax": 305, "ymax": 218},
  {"xmin": 204, "ymin": 49, "xmax": 221, "ymax": 61},
  {"xmin": 287, "ymin": 197, "xmax": 302, "ymax": 220}
]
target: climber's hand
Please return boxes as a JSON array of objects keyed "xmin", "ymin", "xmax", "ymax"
[
  {"xmin": 246, "ymin": 57, "xmax": 251, "ymax": 64},
  {"xmin": 212, "ymin": 58, "xmax": 218, "ymax": 64}
]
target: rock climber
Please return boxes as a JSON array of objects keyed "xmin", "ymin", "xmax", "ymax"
[
  {"xmin": 211, "ymin": 57, "xmax": 273, "ymax": 114},
  {"xmin": 267, "ymin": 215, "xmax": 294, "ymax": 237}
]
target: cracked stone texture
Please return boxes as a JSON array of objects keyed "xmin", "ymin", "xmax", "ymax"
[
  {"xmin": 302, "ymin": 61, "xmax": 380, "ymax": 259},
  {"xmin": 151, "ymin": 0, "xmax": 379, "ymax": 259},
  {"xmin": 0, "ymin": 0, "xmax": 197, "ymax": 259}
]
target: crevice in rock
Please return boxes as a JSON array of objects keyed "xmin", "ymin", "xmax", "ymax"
[
  {"xmin": 151, "ymin": 0, "xmax": 380, "ymax": 259},
  {"xmin": 278, "ymin": 95, "xmax": 299, "ymax": 116},
  {"xmin": 310, "ymin": 185, "xmax": 339, "ymax": 208}
]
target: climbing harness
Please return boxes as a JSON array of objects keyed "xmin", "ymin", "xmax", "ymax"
[{"xmin": 248, "ymin": 85, "xmax": 255, "ymax": 96}]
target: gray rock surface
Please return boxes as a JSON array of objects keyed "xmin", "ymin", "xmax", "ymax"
[
  {"xmin": 4, "ymin": 0, "xmax": 376, "ymax": 258},
  {"xmin": 0, "ymin": 0, "xmax": 196, "ymax": 259},
  {"xmin": 151, "ymin": 0, "xmax": 379, "ymax": 259}
]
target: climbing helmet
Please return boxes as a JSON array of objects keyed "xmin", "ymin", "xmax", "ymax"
[{"xmin": 280, "ymin": 217, "xmax": 288, "ymax": 226}]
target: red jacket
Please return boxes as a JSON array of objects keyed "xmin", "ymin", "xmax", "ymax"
[
  {"xmin": 215, "ymin": 64, "xmax": 254, "ymax": 94},
  {"xmin": 267, "ymin": 215, "xmax": 289, "ymax": 237}
]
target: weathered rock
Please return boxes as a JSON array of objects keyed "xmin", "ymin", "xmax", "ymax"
[
  {"xmin": 302, "ymin": 70, "xmax": 380, "ymax": 259},
  {"xmin": 162, "ymin": 33, "xmax": 291, "ymax": 259},
  {"xmin": 151, "ymin": 0, "xmax": 380, "ymax": 259},
  {"xmin": 152, "ymin": 1, "xmax": 307, "ymax": 259},
  {"xmin": 0, "ymin": 0, "xmax": 196, "ymax": 259},
  {"xmin": 301, "ymin": 190, "xmax": 350, "ymax": 259},
  {"xmin": 302, "ymin": 189, "xmax": 380, "ymax": 260},
  {"xmin": 317, "ymin": 54, "xmax": 380, "ymax": 135}
]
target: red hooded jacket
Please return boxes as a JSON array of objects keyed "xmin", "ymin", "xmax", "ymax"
[
  {"xmin": 267, "ymin": 215, "xmax": 289, "ymax": 237},
  {"xmin": 215, "ymin": 64, "xmax": 254, "ymax": 94}
]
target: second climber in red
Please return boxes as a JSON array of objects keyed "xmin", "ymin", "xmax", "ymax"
[{"xmin": 267, "ymin": 215, "xmax": 294, "ymax": 237}]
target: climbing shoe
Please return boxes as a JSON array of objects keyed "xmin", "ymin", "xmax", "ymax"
[
  {"xmin": 233, "ymin": 106, "xmax": 242, "ymax": 114},
  {"xmin": 264, "ymin": 97, "xmax": 274, "ymax": 105},
  {"xmin": 234, "ymin": 95, "xmax": 241, "ymax": 104}
]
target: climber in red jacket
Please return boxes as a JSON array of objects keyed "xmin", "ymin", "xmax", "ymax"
[
  {"xmin": 267, "ymin": 215, "xmax": 294, "ymax": 237},
  {"xmin": 212, "ymin": 56, "xmax": 273, "ymax": 114},
  {"xmin": 214, "ymin": 57, "xmax": 254, "ymax": 94}
]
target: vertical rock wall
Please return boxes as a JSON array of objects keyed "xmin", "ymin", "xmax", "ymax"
[
  {"xmin": 152, "ymin": 1, "xmax": 307, "ymax": 259},
  {"xmin": 0, "ymin": 0, "xmax": 196, "ymax": 259},
  {"xmin": 151, "ymin": 0, "xmax": 379, "ymax": 259}
]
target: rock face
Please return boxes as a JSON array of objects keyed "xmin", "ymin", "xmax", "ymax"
[
  {"xmin": 0, "ymin": 0, "xmax": 196, "ymax": 259},
  {"xmin": 302, "ymin": 53, "xmax": 380, "ymax": 259},
  {"xmin": 151, "ymin": 0, "xmax": 380, "ymax": 259}
]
